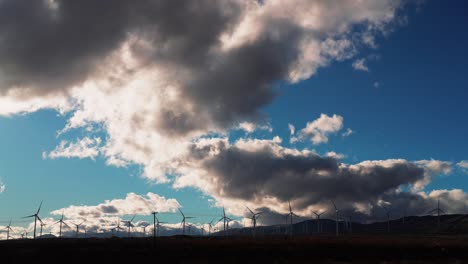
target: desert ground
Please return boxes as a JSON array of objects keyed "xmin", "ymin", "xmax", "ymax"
[{"xmin": 1, "ymin": 235, "xmax": 468, "ymax": 263}]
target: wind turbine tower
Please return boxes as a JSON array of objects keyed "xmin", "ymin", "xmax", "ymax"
[
  {"xmin": 22, "ymin": 201, "xmax": 44, "ymax": 239},
  {"xmin": 313, "ymin": 210, "xmax": 326, "ymax": 233},
  {"xmin": 382, "ymin": 205, "xmax": 391, "ymax": 233},
  {"xmin": 54, "ymin": 212, "xmax": 69, "ymax": 238},
  {"xmin": 331, "ymin": 200, "xmax": 340, "ymax": 236},
  {"xmin": 5, "ymin": 220, "xmax": 14, "ymax": 240},
  {"xmin": 246, "ymin": 206, "xmax": 261, "ymax": 237},
  {"xmin": 179, "ymin": 209, "xmax": 194, "ymax": 235},
  {"xmin": 287, "ymin": 201, "xmax": 299, "ymax": 236},
  {"xmin": 429, "ymin": 199, "xmax": 445, "ymax": 233},
  {"xmin": 121, "ymin": 215, "xmax": 136, "ymax": 238}
]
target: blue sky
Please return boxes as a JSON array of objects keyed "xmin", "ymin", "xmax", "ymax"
[{"xmin": 0, "ymin": 1, "xmax": 468, "ymax": 234}]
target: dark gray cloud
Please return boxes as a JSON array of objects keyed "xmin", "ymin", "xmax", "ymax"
[
  {"xmin": 178, "ymin": 138, "xmax": 465, "ymax": 222},
  {"xmin": 188, "ymin": 139, "xmax": 424, "ymax": 205},
  {"xmin": 0, "ymin": 0, "xmax": 241, "ymax": 98}
]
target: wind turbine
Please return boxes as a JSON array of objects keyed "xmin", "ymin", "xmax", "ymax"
[
  {"xmin": 179, "ymin": 208, "xmax": 194, "ymax": 235},
  {"xmin": 187, "ymin": 223, "xmax": 194, "ymax": 235},
  {"xmin": 54, "ymin": 212, "xmax": 69, "ymax": 238},
  {"xmin": 313, "ymin": 210, "xmax": 327, "ymax": 233},
  {"xmin": 287, "ymin": 201, "xmax": 299, "ymax": 236},
  {"xmin": 208, "ymin": 219, "xmax": 214, "ymax": 235},
  {"xmin": 121, "ymin": 215, "xmax": 136, "ymax": 237},
  {"xmin": 112, "ymin": 217, "xmax": 125, "ymax": 237},
  {"xmin": 331, "ymin": 200, "xmax": 340, "ymax": 236},
  {"xmin": 22, "ymin": 201, "xmax": 44, "ymax": 239},
  {"xmin": 71, "ymin": 221, "xmax": 84, "ymax": 238},
  {"xmin": 246, "ymin": 206, "xmax": 261, "ymax": 237},
  {"xmin": 429, "ymin": 199, "xmax": 445, "ymax": 232},
  {"xmin": 382, "ymin": 205, "xmax": 391, "ymax": 233},
  {"xmin": 216, "ymin": 207, "xmax": 231, "ymax": 236},
  {"xmin": 155, "ymin": 215, "xmax": 167, "ymax": 237},
  {"xmin": 151, "ymin": 211, "xmax": 158, "ymax": 239},
  {"xmin": 5, "ymin": 219, "xmax": 14, "ymax": 240},
  {"xmin": 39, "ymin": 222, "xmax": 46, "ymax": 237}
]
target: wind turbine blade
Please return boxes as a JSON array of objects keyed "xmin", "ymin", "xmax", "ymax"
[
  {"xmin": 331, "ymin": 200, "xmax": 337, "ymax": 210},
  {"xmin": 246, "ymin": 206, "xmax": 254, "ymax": 215},
  {"xmin": 22, "ymin": 215, "xmax": 35, "ymax": 218},
  {"xmin": 178, "ymin": 208, "xmax": 185, "ymax": 217},
  {"xmin": 289, "ymin": 201, "xmax": 292, "ymax": 212},
  {"xmin": 130, "ymin": 214, "xmax": 136, "ymax": 222},
  {"xmin": 8, "ymin": 219, "xmax": 12, "ymax": 226},
  {"xmin": 186, "ymin": 216, "xmax": 195, "ymax": 219},
  {"xmin": 36, "ymin": 200, "xmax": 43, "ymax": 214},
  {"xmin": 37, "ymin": 215, "xmax": 44, "ymax": 224}
]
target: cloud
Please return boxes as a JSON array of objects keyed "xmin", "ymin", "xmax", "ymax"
[
  {"xmin": 292, "ymin": 114, "xmax": 344, "ymax": 144},
  {"xmin": 457, "ymin": 160, "xmax": 468, "ymax": 170},
  {"xmin": 326, "ymin": 151, "xmax": 346, "ymax": 159},
  {"xmin": 373, "ymin": 81, "xmax": 381, "ymax": 88},
  {"xmin": 0, "ymin": 180, "xmax": 4, "ymax": 193},
  {"xmin": 288, "ymin": 123, "xmax": 295, "ymax": 136},
  {"xmin": 414, "ymin": 160, "xmax": 453, "ymax": 190},
  {"xmin": 237, "ymin": 122, "xmax": 272, "ymax": 133},
  {"xmin": 352, "ymin": 58, "xmax": 369, "ymax": 72},
  {"xmin": 342, "ymin": 128, "xmax": 353, "ymax": 137},
  {"xmin": 43, "ymin": 137, "xmax": 102, "ymax": 160},
  {"xmin": 50, "ymin": 192, "xmax": 180, "ymax": 219},
  {"xmin": 169, "ymin": 136, "xmax": 457, "ymax": 221}
]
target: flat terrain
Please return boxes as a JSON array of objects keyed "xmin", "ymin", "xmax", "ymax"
[{"xmin": 1, "ymin": 235, "xmax": 468, "ymax": 263}]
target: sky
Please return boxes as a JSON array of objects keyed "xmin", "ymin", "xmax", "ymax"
[{"xmin": 0, "ymin": 0, "xmax": 468, "ymax": 238}]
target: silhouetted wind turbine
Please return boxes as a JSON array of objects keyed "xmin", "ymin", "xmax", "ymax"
[
  {"xmin": 23, "ymin": 201, "xmax": 44, "ymax": 239},
  {"xmin": 179, "ymin": 209, "xmax": 194, "ymax": 235},
  {"xmin": 208, "ymin": 219, "xmax": 214, "ymax": 235},
  {"xmin": 382, "ymin": 205, "xmax": 391, "ymax": 233},
  {"xmin": 112, "ymin": 217, "xmax": 125, "ymax": 237},
  {"xmin": 54, "ymin": 212, "xmax": 69, "ymax": 238},
  {"xmin": 217, "ymin": 207, "xmax": 231, "ymax": 236},
  {"xmin": 5, "ymin": 219, "xmax": 14, "ymax": 240},
  {"xmin": 313, "ymin": 210, "xmax": 327, "ymax": 233},
  {"xmin": 429, "ymin": 199, "xmax": 445, "ymax": 232},
  {"xmin": 40, "ymin": 222, "xmax": 46, "ymax": 237},
  {"xmin": 287, "ymin": 201, "xmax": 299, "ymax": 236},
  {"xmin": 246, "ymin": 206, "xmax": 261, "ymax": 237},
  {"xmin": 331, "ymin": 200, "xmax": 340, "ymax": 236},
  {"xmin": 151, "ymin": 211, "xmax": 158, "ymax": 239},
  {"xmin": 121, "ymin": 215, "xmax": 136, "ymax": 237},
  {"xmin": 155, "ymin": 215, "xmax": 166, "ymax": 237},
  {"xmin": 72, "ymin": 221, "xmax": 84, "ymax": 237}
]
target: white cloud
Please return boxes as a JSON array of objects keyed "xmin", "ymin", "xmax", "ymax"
[
  {"xmin": 373, "ymin": 81, "xmax": 381, "ymax": 88},
  {"xmin": 414, "ymin": 160, "xmax": 453, "ymax": 191},
  {"xmin": 237, "ymin": 122, "xmax": 272, "ymax": 133},
  {"xmin": 50, "ymin": 192, "xmax": 180, "ymax": 219},
  {"xmin": 0, "ymin": 180, "xmax": 5, "ymax": 193},
  {"xmin": 326, "ymin": 151, "xmax": 346, "ymax": 159},
  {"xmin": 295, "ymin": 114, "xmax": 344, "ymax": 144},
  {"xmin": 44, "ymin": 137, "xmax": 102, "ymax": 160},
  {"xmin": 457, "ymin": 160, "xmax": 468, "ymax": 170},
  {"xmin": 352, "ymin": 58, "xmax": 369, "ymax": 72},
  {"xmin": 342, "ymin": 128, "xmax": 354, "ymax": 137},
  {"xmin": 288, "ymin": 123, "xmax": 295, "ymax": 136}
]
